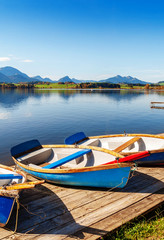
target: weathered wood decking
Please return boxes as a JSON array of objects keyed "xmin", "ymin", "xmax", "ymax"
[{"xmin": 0, "ymin": 166, "xmax": 164, "ymax": 240}]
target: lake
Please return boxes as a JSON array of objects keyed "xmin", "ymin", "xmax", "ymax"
[{"xmin": 0, "ymin": 88, "xmax": 164, "ymax": 165}]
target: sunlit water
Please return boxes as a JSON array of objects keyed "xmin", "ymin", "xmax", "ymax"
[{"xmin": 0, "ymin": 88, "xmax": 164, "ymax": 164}]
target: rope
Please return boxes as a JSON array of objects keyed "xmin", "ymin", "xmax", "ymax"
[
  {"xmin": 4, "ymin": 197, "xmax": 46, "ymax": 236},
  {"xmin": 14, "ymin": 198, "xmax": 20, "ymax": 232},
  {"xmin": 106, "ymin": 165, "xmax": 139, "ymax": 193},
  {"xmin": 116, "ymin": 158, "xmax": 138, "ymax": 173},
  {"xmin": 18, "ymin": 201, "xmax": 46, "ymax": 220}
]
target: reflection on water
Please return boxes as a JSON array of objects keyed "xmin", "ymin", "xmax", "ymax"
[{"xmin": 0, "ymin": 88, "xmax": 164, "ymax": 165}]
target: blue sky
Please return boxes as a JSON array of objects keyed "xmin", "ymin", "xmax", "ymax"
[{"xmin": 0, "ymin": 0, "xmax": 164, "ymax": 82}]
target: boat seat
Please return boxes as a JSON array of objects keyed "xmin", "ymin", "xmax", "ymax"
[
  {"xmin": 55, "ymin": 153, "xmax": 84, "ymax": 165},
  {"xmin": 43, "ymin": 149, "xmax": 91, "ymax": 169},
  {"xmin": 17, "ymin": 148, "xmax": 52, "ymax": 165},
  {"xmin": 79, "ymin": 139, "xmax": 100, "ymax": 147}
]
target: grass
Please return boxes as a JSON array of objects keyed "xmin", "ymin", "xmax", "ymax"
[
  {"xmin": 102, "ymin": 205, "xmax": 164, "ymax": 240},
  {"xmin": 35, "ymin": 83, "xmax": 77, "ymax": 88}
]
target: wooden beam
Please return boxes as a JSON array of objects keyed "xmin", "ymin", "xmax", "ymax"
[
  {"xmin": 151, "ymin": 102, "xmax": 164, "ymax": 104},
  {"xmin": 114, "ymin": 137, "xmax": 141, "ymax": 153}
]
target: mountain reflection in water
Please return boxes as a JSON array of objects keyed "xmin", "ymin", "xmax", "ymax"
[{"xmin": 0, "ymin": 88, "xmax": 164, "ymax": 165}]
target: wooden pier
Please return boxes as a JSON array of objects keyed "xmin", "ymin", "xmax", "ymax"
[
  {"xmin": 0, "ymin": 166, "xmax": 164, "ymax": 240},
  {"xmin": 151, "ymin": 102, "xmax": 164, "ymax": 109}
]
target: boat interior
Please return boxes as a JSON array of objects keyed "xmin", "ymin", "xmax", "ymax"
[
  {"xmin": 0, "ymin": 168, "xmax": 24, "ymax": 187},
  {"xmin": 79, "ymin": 136, "xmax": 164, "ymax": 152},
  {"xmin": 16, "ymin": 147, "xmax": 116, "ymax": 170}
]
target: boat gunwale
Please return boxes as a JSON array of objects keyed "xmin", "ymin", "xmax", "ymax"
[
  {"xmin": 12, "ymin": 144, "xmax": 133, "ymax": 174},
  {"xmin": 88, "ymin": 134, "xmax": 164, "ymax": 155},
  {"xmin": 88, "ymin": 133, "xmax": 164, "ymax": 140}
]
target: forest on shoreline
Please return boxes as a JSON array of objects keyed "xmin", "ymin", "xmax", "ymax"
[{"xmin": 0, "ymin": 81, "xmax": 164, "ymax": 90}]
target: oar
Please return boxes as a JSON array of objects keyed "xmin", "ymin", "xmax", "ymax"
[
  {"xmin": 103, "ymin": 151, "xmax": 150, "ymax": 165},
  {"xmin": 0, "ymin": 180, "xmax": 45, "ymax": 190}
]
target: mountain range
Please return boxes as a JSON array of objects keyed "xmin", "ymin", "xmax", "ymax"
[{"xmin": 0, "ymin": 66, "xmax": 152, "ymax": 84}]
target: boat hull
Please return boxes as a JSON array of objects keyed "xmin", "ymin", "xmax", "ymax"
[
  {"xmin": 0, "ymin": 196, "xmax": 15, "ymax": 227},
  {"xmin": 17, "ymin": 164, "xmax": 131, "ymax": 188},
  {"xmin": 134, "ymin": 152, "xmax": 164, "ymax": 165},
  {"xmin": 0, "ymin": 165, "xmax": 26, "ymax": 227}
]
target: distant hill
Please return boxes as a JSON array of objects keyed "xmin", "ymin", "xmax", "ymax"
[
  {"xmin": 0, "ymin": 66, "xmax": 152, "ymax": 85},
  {"xmin": 58, "ymin": 75, "xmax": 150, "ymax": 85},
  {"xmin": 0, "ymin": 67, "xmax": 44, "ymax": 83},
  {"xmin": 71, "ymin": 78, "xmax": 95, "ymax": 83},
  {"xmin": 0, "ymin": 72, "xmax": 12, "ymax": 83},
  {"xmin": 0, "ymin": 66, "xmax": 29, "ymax": 78},
  {"xmin": 58, "ymin": 76, "xmax": 95, "ymax": 83},
  {"xmin": 8, "ymin": 74, "xmax": 32, "ymax": 83},
  {"xmin": 99, "ymin": 75, "xmax": 150, "ymax": 85},
  {"xmin": 158, "ymin": 81, "xmax": 164, "ymax": 85},
  {"xmin": 34, "ymin": 75, "xmax": 56, "ymax": 82},
  {"xmin": 58, "ymin": 76, "xmax": 73, "ymax": 83}
]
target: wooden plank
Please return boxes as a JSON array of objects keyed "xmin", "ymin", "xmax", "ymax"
[
  {"xmin": 0, "ymin": 171, "xmax": 148, "ymax": 239},
  {"xmin": 71, "ymin": 188, "xmax": 164, "ymax": 240},
  {"xmin": 2, "ymin": 169, "xmax": 163, "ymax": 238},
  {"xmin": 114, "ymin": 137, "xmax": 141, "ymax": 153},
  {"xmin": 24, "ymin": 179, "xmax": 164, "ymax": 240},
  {"xmin": 0, "ymin": 228, "xmax": 15, "ymax": 239},
  {"xmin": 1, "ymin": 167, "xmax": 164, "ymax": 240},
  {"xmin": 151, "ymin": 106, "xmax": 164, "ymax": 109},
  {"xmin": 151, "ymin": 102, "xmax": 164, "ymax": 104},
  {"xmin": 12, "ymin": 172, "xmax": 164, "ymax": 239}
]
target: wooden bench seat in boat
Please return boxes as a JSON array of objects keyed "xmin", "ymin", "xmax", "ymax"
[
  {"xmin": 105, "ymin": 138, "xmax": 141, "ymax": 152},
  {"xmin": 17, "ymin": 148, "xmax": 52, "ymax": 165},
  {"xmin": 43, "ymin": 149, "xmax": 92, "ymax": 169},
  {"xmin": 28, "ymin": 149, "xmax": 92, "ymax": 169}
]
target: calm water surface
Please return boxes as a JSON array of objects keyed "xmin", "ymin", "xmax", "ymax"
[{"xmin": 0, "ymin": 88, "xmax": 164, "ymax": 164}]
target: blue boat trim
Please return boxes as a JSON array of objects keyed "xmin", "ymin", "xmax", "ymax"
[
  {"xmin": 0, "ymin": 174, "xmax": 22, "ymax": 180},
  {"xmin": 43, "ymin": 149, "xmax": 92, "ymax": 169}
]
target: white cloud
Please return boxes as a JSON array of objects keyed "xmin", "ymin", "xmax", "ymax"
[
  {"xmin": 0, "ymin": 57, "xmax": 11, "ymax": 62},
  {"xmin": 0, "ymin": 112, "xmax": 10, "ymax": 119},
  {"xmin": 22, "ymin": 59, "xmax": 33, "ymax": 63}
]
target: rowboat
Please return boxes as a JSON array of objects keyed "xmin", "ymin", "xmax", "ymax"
[
  {"xmin": 10, "ymin": 139, "xmax": 148, "ymax": 189},
  {"xmin": 0, "ymin": 164, "xmax": 44, "ymax": 227},
  {"xmin": 65, "ymin": 132, "xmax": 164, "ymax": 165},
  {"xmin": 0, "ymin": 164, "xmax": 26, "ymax": 227}
]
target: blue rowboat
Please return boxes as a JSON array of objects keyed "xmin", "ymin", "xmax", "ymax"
[
  {"xmin": 65, "ymin": 132, "xmax": 164, "ymax": 166},
  {"xmin": 0, "ymin": 165, "xmax": 26, "ymax": 227},
  {"xmin": 10, "ymin": 139, "xmax": 143, "ymax": 189}
]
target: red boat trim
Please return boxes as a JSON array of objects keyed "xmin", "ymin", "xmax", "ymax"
[{"xmin": 103, "ymin": 151, "xmax": 150, "ymax": 165}]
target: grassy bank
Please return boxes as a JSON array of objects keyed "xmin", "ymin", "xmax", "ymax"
[
  {"xmin": 34, "ymin": 82, "xmax": 77, "ymax": 88},
  {"xmin": 1, "ymin": 82, "xmax": 164, "ymax": 90},
  {"xmin": 103, "ymin": 204, "xmax": 164, "ymax": 240}
]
